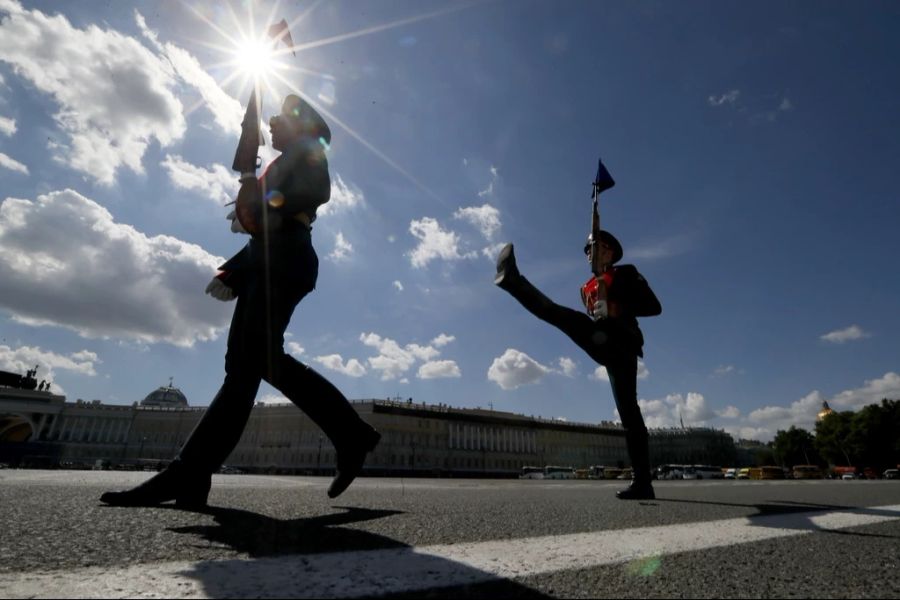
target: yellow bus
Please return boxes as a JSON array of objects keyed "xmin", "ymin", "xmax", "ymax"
[
  {"xmin": 749, "ymin": 466, "xmax": 784, "ymax": 480},
  {"xmin": 792, "ymin": 465, "xmax": 823, "ymax": 479}
]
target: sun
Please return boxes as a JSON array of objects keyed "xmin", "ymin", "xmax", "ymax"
[{"xmin": 232, "ymin": 36, "xmax": 281, "ymax": 79}]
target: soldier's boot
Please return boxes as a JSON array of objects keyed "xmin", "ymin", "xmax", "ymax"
[
  {"xmin": 617, "ymin": 430, "xmax": 655, "ymax": 500},
  {"xmin": 100, "ymin": 460, "xmax": 211, "ymax": 509},
  {"xmin": 494, "ymin": 244, "xmax": 555, "ymax": 314}
]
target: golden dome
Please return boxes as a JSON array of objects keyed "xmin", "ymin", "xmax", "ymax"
[{"xmin": 816, "ymin": 401, "xmax": 834, "ymax": 421}]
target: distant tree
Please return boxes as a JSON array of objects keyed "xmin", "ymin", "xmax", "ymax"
[
  {"xmin": 773, "ymin": 426, "xmax": 820, "ymax": 467},
  {"xmin": 849, "ymin": 399, "xmax": 900, "ymax": 471},
  {"xmin": 814, "ymin": 410, "xmax": 856, "ymax": 467},
  {"xmin": 754, "ymin": 445, "xmax": 776, "ymax": 466}
]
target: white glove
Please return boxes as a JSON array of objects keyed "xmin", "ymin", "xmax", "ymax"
[
  {"xmin": 205, "ymin": 276, "xmax": 236, "ymax": 301},
  {"xmin": 227, "ymin": 210, "xmax": 248, "ymax": 234}
]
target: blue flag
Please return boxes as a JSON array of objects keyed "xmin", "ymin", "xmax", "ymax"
[{"xmin": 592, "ymin": 158, "xmax": 615, "ymax": 197}]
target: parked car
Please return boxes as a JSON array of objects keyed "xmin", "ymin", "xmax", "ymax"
[
  {"xmin": 841, "ymin": 472, "xmax": 857, "ymax": 480},
  {"xmin": 737, "ymin": 467, "xmax": 750, "ymax": 479},
  {"xmin": 883, "ymin": 469, "xmax": 899, "ymax": 480},
  {"xmin": 723, "ymin": 468, "xmax": 737, "ymax": 479}
]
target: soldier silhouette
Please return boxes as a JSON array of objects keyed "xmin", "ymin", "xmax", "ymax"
[
  {"xmin": 494, "ymin": 232, "xmax": 661, "ymax": 500},
  {"xmin": 101, "ymin": 95, "xmax": 380, "ymax": 508}
]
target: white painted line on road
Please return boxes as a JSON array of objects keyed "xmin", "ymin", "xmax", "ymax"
[{"xmin": 4, "ymin": 504, "xmax": 899, "ymax": 599}]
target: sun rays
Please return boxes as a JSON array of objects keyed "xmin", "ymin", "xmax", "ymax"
[{"xmin": 177, "ymin": 0, "xmax": 481, "ymax": 205}]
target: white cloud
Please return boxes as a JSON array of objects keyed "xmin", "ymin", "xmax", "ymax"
[
  {"xmin": 328, "ymin": 231, "xmax": 353, "ymax": 262},
  {"xmin": 417, "ymin": 360, "xmax": 461, "ymax": 379},
  {"xmin": 256, "ymin": 393, "xmax": 292, "ymax": 405},
  {"xmin": 0, "ymin": 189, "xmax": 229, "ymax": 346},
  {"xmin": 314, "ymin": 354, "xmax": 367, "ymax": 377},
  {"xmin": 160, "ymin": 154, "xmax": 236, "ymax": 205},
  {"xmin": 393, "ymin": 280, "xmax": 404, "ymax": 292},
  {"xmin": 134, "ymin": 11, "xmax": 241, "ymax": 137},
  {"xmin": 708, "ymin": 89, "xmax": 740, "ymax": 106},
  {"xmin": 558, "ymin": 357, "xmax": 577, "ymax": 377},
  {"xmin": 286, "ymin": 342, "xmax": 305, "ymax": 356},
  {"xmin": 591, "ymin": 359, "xmax": 648, "ymax": 381},
  {"xmin": 827, "ymin": 372, "xmax": 900, "ymax": 411},
  {"xmin": 359, "ymin": 331, "xmax": 457, "ymax": 381},
  {"xmin": 820, "ymin": 325, "xmax": 870, "ymax": 344},
  {"xmin": 454, "ymin": 204, "xmax": 501, "ymax": 240},
  {"xmin": 0, "ymin": 344, "xmax": 101, "ymax": 395},
  {"xmin": 717, "ymin": 405, "xmax": 741, "ymax": 419},
  {"xmin": 319, "ymin": 174, "xmax": 364, "ymax": 216},
  {"xmin": 779, "ymin": 97, "xmax": 793, "ymax": 111},
  {"xmin": 0, "ymin": 115, "xmax": 15, "ymax": 136},
  {"xmin": 713, "ymin": 365, "xmax": 736, "ymax": 376},
  {"xmin": 431, "ymin": 333, "xmax": 455, "ymax": 347},
  {"xmin": 634, "ymin": 392, "xmax": 712, "ymax": 429},
  {"xmin": 487, "ymin": 348, "xmax": 552, "ymax": 390},
  {"xmin": 724, "ymin": 372, "xmax": 900, "ymax": 442},
  {"xmin": 0, "ymin": 152, "xmax": 28, "ymax": 174},
  {"xmin": 0, "ymin": 1, "xmax": 186, "ymax": 184},
  {"xmin": 407, "ymin": 217, "xmax": 475, "ymax": 268}
]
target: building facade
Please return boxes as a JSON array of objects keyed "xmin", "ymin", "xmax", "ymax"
[{"xmin": 1, "ymin": 384, "xmax": 738, "ymax": 475}]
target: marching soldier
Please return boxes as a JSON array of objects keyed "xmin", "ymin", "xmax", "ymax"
[
  {"xmin": 101, "ymin": 95, "xmax": 380, "ymax": 508},
  {"xmin": 494, "ymin": 231, "xmax": 661, "ymax": 500}
]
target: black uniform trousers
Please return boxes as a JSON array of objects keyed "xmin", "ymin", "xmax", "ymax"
[
  {"xmin": 175, "ymin": 227, "xmax": 368, "ymax": 475},
  {"xmin": 503, "ymin": 276, "xmax": 652, "ymax": 482}
]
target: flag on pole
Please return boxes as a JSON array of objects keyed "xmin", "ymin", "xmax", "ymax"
[
  {"xmin": 592, "ymin": 157, "xmax": 615, "ymax": 198},
  {"xmin": 267, "ymin": 19, "xmax": 296, "ymax": 56}
]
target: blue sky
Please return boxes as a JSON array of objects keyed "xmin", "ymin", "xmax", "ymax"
[{"xmin": 1, "ymin": 0, "xmax": 898, "ymax": 442}]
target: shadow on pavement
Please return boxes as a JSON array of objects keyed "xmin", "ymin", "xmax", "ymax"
[
  {"xmin": 654, "ymin": 498, "xmax": 900, "ymax": 539},
  {"xmin": 167, "ymin": 505, "xmax": 553, "ymax": 599}
]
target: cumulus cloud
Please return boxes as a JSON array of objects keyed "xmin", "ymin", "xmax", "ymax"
[
  {"xmin": 328, "ymin": 231, "xmax": 353, "ymax": 262},
  {"xmin": 160, "ymin": 154, "xmax": 236, "ymax": 204},
  {"xmin": 0, "ymin": 344, "xmax": 99, "ymax": 377},
  {"xmin": 0, "ymin": 151, "xmax": 28, "ymax": 174},
  {"xmin": 417, "ymin": 360, "xmax": 461, "ymax": 379},
  {"xmin": 0, "ymin": 1, "xmax": 186, "ymax": 184},
  {"xmin": 454, "ymin": 204, "xmax": 501, "ymax": 240},
  {"xmin": 558, "ymin": 357, "xmax": 577, "ymax": 377},
  {"xmin": 286, "ymin": 342, "xmax": 305, "ymax": 356},
  {"xmin": 592, "ymin": 360, "xmax": 649, "ymax": 381},
  {"xmin": 134, "ymin": 11, "xmax": 241, "ymax": 137},
  {"xmin": 0, "ymin": 115, "xmax": 15, "ymax": 136},
  {"xmin": 820, "ymin": 325, "xmax": 870, "ymax": 344},
  {"xmin": 393, "ymin": 280, "xmax": 404, "ymax": 292},
  {"xmin": 629, "ymin": 375, "xmax": 900, "ymax": 443},
  {"xmin": 359, "ymin": 331, "xmax": 458, "ymax": 380},
  {"xmin": 407, "ymin": 217, "xmax": 475, "ymax": 268},
  {"xmin": 635, "ymin": 392, "xmax": 713, "ymax": 429},
  {"xmin": 314, "ymin": 354, "xmax": 367, "ymax": 377},
  {"xmin": 319, "ymin": 174, "xmax": 365, "ymax": 216},
  {"xmin": 0, "ymin": 189, "xmax": 230, "ymax": 346},
  {"xmin": 487, "ymin": 348, "xmax": 552, "ymax": 390}
]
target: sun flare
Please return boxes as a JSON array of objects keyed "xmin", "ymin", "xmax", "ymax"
[{"xmin": 233, "ymin": 37, "xmax": 281, "ymax": 78}]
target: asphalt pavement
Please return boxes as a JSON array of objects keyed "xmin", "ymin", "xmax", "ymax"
[{"xmin": 1, "ymin": 470, "xmax": 898, "ymax": 598}]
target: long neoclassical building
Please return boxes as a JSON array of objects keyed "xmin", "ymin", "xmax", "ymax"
[{"xmin": 1, "ymin": 382, "xmax": 735, "ymax": 475}]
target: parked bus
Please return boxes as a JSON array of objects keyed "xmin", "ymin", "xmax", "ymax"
[
  {"xmin": 519, "ymin": 466, "xmax": 544, "ymax": 480},
  {"xmin": 692, "ymin": 465, "xmax": 725, "ymax": 479},
  {"xmin": 750, "ymin": 466, "xmax": 784, "ymax": 480},
  {"xmin": 543, "ymin": 466, "xmax": 576, "ymax": 480},
  {"xmin": 792, "ymin": 465, "xmax": 823, "ymax": 479}
]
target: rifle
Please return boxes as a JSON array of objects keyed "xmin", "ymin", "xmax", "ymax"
[
  {"xmin": 581, "ymin": 158, "xmax": 616, "ymax": 319},
  {"xmin": 229, "ymin": 87, "xmax": 265, "ymax": 235},
  {"xmin": 589, "ymin": 157, "xmax": 616, "ymax": 275}
]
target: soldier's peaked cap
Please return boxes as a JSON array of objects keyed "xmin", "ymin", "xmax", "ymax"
[
  {"xmin": 282, "ymin": 94, "xmax": 331, "ymax": 144},
  {"xmin": 584, "ymin": 230, "xmax": 623, "ymax": 264}
]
